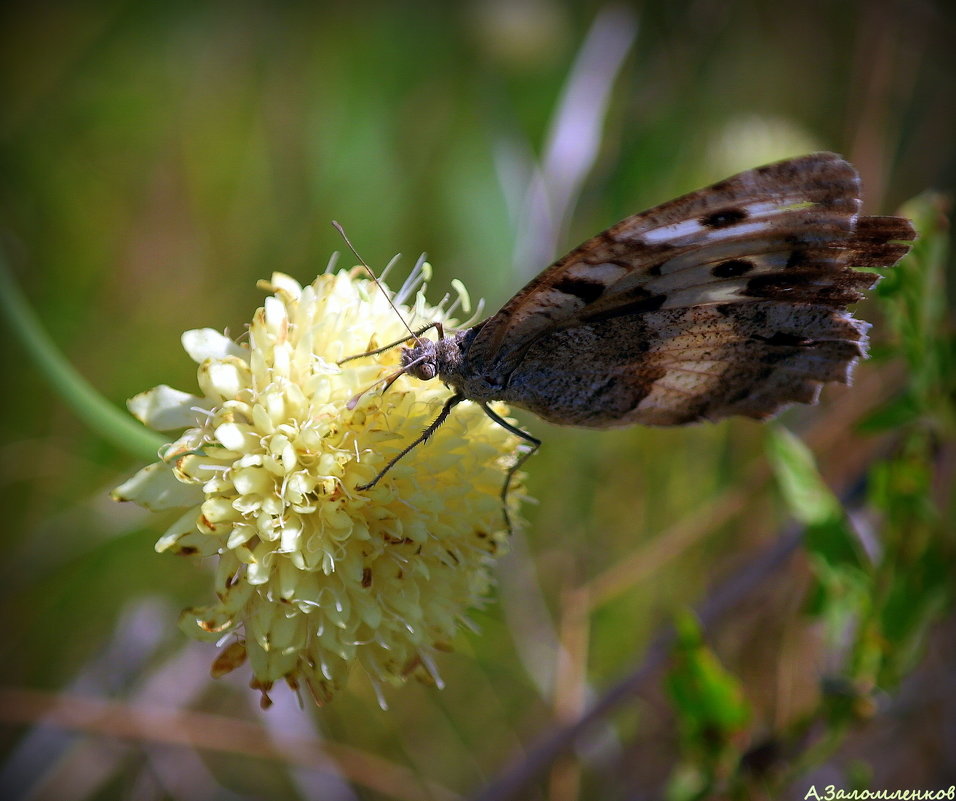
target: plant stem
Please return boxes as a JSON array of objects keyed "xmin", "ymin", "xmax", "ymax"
[{"xmin": 0, "ymin": 250, "xmax": 165, "ymax": 462}]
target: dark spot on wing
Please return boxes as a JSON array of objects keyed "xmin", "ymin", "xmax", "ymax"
[
  {"xmin": 744, "ymin": 270, "xmax": 870, "ymax": 305},
  {"xmin": 711, "ymin": 259, "xmax": 754, "ymax": 278},
  {"xmin": 722, "ymin": 366, "xmax": 775, "ymax": 405},
  {"xmin": 553, "ymin": 275, "xmax": 605, "ymax": 303},
  {"xmin": 617, "ymin": 362, "xmax": 669, "ymax": 416},
  {"xmin": 593, "ymin": 231, "xmax": 676, "ymax": 261},
  {"xmin": 583, "ymin": 287, "xmax": 667, "ymax": 322},
  {"xmin": 786, "ymin": 249, "xmax": 809, "ymax": 268},
  {"xmin": 700, "ymin": 207, "xmax": 748, "ymax": 228},
  {"xmin": 756, "ymin": 331, "xmax": 811, "ymax": 347}
]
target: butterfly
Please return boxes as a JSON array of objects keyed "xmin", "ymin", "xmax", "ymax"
[{"xmin": 343, "ymin": 152, "xmax": 915, "ymax": 509}]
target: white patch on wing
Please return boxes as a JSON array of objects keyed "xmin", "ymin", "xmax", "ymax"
[
  {"xmin": 639, "ymin": 365, "xmax": 723, "ymax": 405},
  {"xmin": 698, "ymin": 221, "xmax": 769, "ymax": 242},
  {"xmin": 632, "ymin": 210, "xmax": 777, "ymax": 248},
  {"xmin": 743, "ymin": 199, "xmax": 795, "ymax": 216},
  {"xmin": 530, "ymin": 287, "xmax": 586, "ymax": 311},
  {"xmin": 662, "ymin": 283, "xmax": 748, "ymax": 308},
  {"xmin": 565, "ymin": 261, "xmax": 629, "ymax": 283},
  {"xmin": 641, "ymin": 218, "xmax": 706, "ymax": 243}
]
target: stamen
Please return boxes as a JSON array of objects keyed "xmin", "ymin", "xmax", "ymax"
[
  {"xmin": 394, "ymin": 252, "xmax": 429, "ymax": 305},
  {"xmin": 378, "ymin": 252, "xmax": 402, "ymax": 283},
  {"xmin": 458, "ymin": 297, "xmax": 486, "ymax": 329},
  {"xmin": 417, "ymin": 649, "xmax": 445, "ymax": 690},
  {"xmin": 450, "ymin": 278, "xmax": 472, "ymax": 314}
]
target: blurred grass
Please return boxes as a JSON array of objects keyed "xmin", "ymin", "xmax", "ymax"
[{"xmin": 1, "ymin": 1, "xmax": 954, "ymax": 799}]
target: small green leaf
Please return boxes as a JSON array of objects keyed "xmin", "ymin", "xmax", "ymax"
[
  {"xmin": 857, "ymin": 391, "xmax": 921, "ymax": 433},
  {"xmin": 765, "ymin": 426, "xmax": 841, "ymax": 527},
  {"xmin": 667, "ymin": 610, "xmax": 751, "ymax": 741}
]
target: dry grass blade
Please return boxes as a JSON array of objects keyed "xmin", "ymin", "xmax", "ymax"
[{"xmin": 0, "ymin": 688, "xmax": 462, "ymax": 801}]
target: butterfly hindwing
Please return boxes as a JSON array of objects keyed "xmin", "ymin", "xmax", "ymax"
[{"xmin": 492, "ymin": 300, "xmax": 871, "ymax": 426}]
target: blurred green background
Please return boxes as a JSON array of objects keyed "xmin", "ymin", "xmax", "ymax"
[{"xmin": 1, "ymin": 1, "xmax": 953, "ymax": 799}]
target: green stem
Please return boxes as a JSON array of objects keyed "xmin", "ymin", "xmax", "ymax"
[{"xmin": 0, "ymin": 250, "xmax": 166, "ymax": 462}]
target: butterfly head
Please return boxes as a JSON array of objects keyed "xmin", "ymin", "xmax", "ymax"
[
  {"xmin": 400, "ymin": 330, "xmax": 473, "ymax": 386},
  {"xmin": 400, "ymin": 338, "xmax": 440, "ymax": 381}
]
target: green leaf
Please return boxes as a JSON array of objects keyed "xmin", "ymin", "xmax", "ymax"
[
  {"xmin": 666, "ymin": 610, "xmax": 751, "ymax": 741},
  {"xmin": 765, "ymin": 426, "xmax": 842, "ymax": 527},
  {"xmin": 766, "ymin": 426, "xmax": 866, "ymax": 570},
  {"xmin": 857, "ymin": 391, "xmax": 921, "ymax": 433},
  {"xmin": 0, "ymin": 252, "xmax": 166, "ymax": 461},
  {"xmin": 875, "ymin": 192, "xmax": 955, "ymax": 428},
  {"xmin": 877, "ymin": 539, "xmax": 951, "ymax": 685}
]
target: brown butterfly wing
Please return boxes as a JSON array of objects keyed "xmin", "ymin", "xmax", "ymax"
[
  {"xmin": 496, "ymin": 300, "xmax": 866, "ymax": 426},
  {"xmin": 465, "ymin": 153, "xmax": 914, "ymax": 425}
]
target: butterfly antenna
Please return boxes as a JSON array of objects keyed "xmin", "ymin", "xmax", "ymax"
[{"xmin": 332, "ymin": 221, "xmax": 421, "ymax": 344}]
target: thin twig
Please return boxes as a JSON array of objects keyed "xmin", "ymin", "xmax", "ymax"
[
  {"xmin": 0, "ymin": 688, "xmax": 462, "ymax": 801},
  {"xmin": 548, "ymin": 582, "xmax": 592, "ymax": 801}
]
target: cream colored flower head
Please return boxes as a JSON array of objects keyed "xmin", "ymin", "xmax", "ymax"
[{"xmin": 113, "ymin": 267, "xmax": 526, "ymax": 707}]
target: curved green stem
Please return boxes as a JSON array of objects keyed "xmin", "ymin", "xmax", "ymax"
[{"xmin": 0, "ymin": 250, "xmax": 166, "ymax": 462}]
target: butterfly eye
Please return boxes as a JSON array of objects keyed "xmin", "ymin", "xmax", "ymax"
[{"xmin": 419, "ymin": 363, "xmax": 437, "ymax": 380}]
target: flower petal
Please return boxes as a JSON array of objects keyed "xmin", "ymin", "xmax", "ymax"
[
  {"xmin": 199, "ymin": 357, "xmax": 253, "ymax": 401},
  {"xmin": 155, "ymin": 506, "xmax": 206, "ymax": 554},
  {"xmin": 128, "ymin": 385, "xmax": 213, "ymax": 430},
  {"xmin": 182, "ymin": 328, "xmax": 247, "ymax": 363},
  {"xmin": 112, "ymin": 461, "xmax": 203, "ymax": 510},
  {"xmin": 267, "ymin": 272, "xmax": 303, "ymax": 298}
]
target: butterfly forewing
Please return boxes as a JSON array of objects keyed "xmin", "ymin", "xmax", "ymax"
[
  {"xmin": 468, "ymin": 153, "xmax": 866, "ymax": 374},
  {"xmin": 459, "ymin": 152, "xmax": 914, "ymax": 426}
]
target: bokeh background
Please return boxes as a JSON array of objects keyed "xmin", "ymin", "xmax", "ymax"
[{"xmin": 1, "ymin": 1, "xmax": 954, "ymax": 799}]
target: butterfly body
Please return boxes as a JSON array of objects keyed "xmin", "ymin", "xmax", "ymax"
[{"xmin": 357, "ymin": 153, "xmax": 914, "ymax": 509}]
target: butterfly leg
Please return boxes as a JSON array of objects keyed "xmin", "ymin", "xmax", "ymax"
[
  {"xmin": 358, "ymin": 392, "xmax": 464, "ymax": 490},
  {"xmin": 338, "ymin": 322, "xmax": 446, "ymax": 365},
  {"xmin": 480, "ymin": 403, "xmax": 540, "ymax": 535}
]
